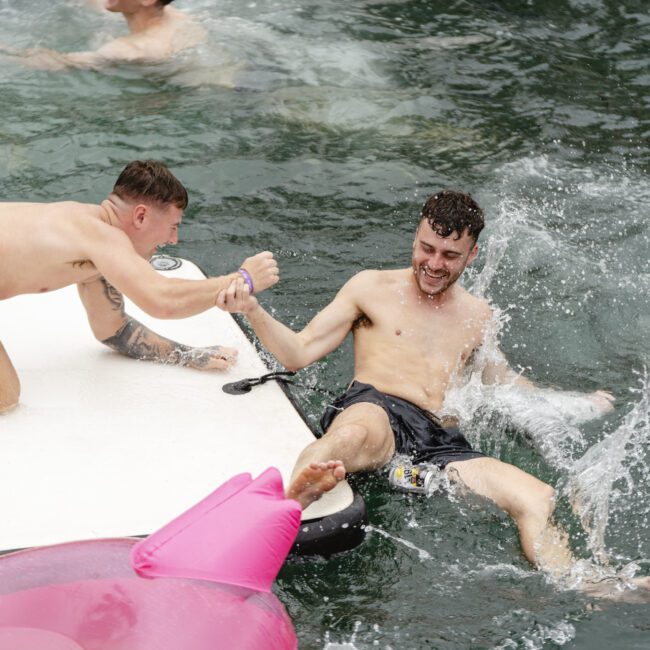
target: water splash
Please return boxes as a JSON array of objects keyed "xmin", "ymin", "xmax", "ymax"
[
  {"xmin": 565, "ymin": 369, "xmax": 650, "ymax": 563},
  {"xmin": 364, "ymin": 524, "xmax": 432, "ymax": 561}
]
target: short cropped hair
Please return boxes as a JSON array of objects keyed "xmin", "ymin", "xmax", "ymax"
[
  {"xmin": 112, "ymin": 160, "xmax": 188, "ymax": 209},
  {"xmin": 420, "ymin": 190, "xmax": 484, "ymax": 242}
]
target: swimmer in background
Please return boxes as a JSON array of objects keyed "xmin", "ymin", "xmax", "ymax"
[
  {"xmin": 0, "ymin": 160, "xmax": 279, "ymax": 414},
  {"xmin": 0, "ymin": 0, "xmax": 206, "ymax": 70}
]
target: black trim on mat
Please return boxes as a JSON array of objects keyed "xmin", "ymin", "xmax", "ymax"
[{"xmin": 290, "ymin": 492, "xmax": 367, "ymax": 557}]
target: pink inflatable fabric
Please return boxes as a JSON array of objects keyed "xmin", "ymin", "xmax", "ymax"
[
  {"xmin": 131, "ymin": 466, "xmax": 302, "ymax": 592},
  {"xmin": 0, "ymin": 468, "xmax": 301, "ymax": 650}
]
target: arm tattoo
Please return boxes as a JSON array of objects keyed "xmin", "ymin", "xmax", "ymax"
[
  {"xmin": 100, "ymin": 278, "xmax": 125, "ymax": 314},
  {"xmin": 101, "ymin": 316, "xmax": 218, "ymax": 368}
]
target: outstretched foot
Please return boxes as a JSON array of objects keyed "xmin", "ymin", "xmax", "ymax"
[
  {"xmin": 581, "ymin": 575, "xmax": 650, "ymax": 603},
  {"xmin": 286, "ymin": 460, "xmax": 346, "ymax": 510}
]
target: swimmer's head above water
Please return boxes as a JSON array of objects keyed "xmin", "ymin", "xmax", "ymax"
[
  {"xmin": 412, "ymin": 190, "xmax": 483, "ymax": 297},
  {"xmin": 419, "ymin": 189, "xmax": 484, "ymax": 244}
]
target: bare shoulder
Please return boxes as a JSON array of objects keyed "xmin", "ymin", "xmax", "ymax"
[
  {"xmin": 65, "ymin": 204, "xmax": 130, "ymax": 246},
  {"xmin": 456, "ymin": 287, "xmax": 493, "ymax": 325},
  {"xmin": 340, "ymin": 268, "xmax": 402, "ymax": 295},
  {"xmin": 94, "ymin": 37, "xmax": 143, "ymax": 63}
]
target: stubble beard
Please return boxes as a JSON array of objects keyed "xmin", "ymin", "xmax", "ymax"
[{"xmin": 412, "ymin": 263, "xmax": 462, "ymax": 297}]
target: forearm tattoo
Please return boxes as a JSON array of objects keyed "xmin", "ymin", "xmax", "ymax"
[{"xmin": 101, "ymin": 317, "xmax": 221, "ymax": 369}]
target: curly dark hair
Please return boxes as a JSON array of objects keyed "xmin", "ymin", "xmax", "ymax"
[
  {"xmin": 420, "ymin": 190, "xmax": 484, "ymax": 242},
  {"xmin": 112, "ymin": 160, "xmax": 188, "ymax": 209}
]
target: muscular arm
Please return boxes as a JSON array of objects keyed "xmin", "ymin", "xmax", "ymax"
[
  {"xmin": 82, "ymin": 220, "xmax": 277, "ymax": 319},
  {"xmin": 217, "ymin": 273, "xmax": 368, "ymax": 371},
  {"xmin": 78, "ymin": 278, "xmax": 237, "ymax": 370}
]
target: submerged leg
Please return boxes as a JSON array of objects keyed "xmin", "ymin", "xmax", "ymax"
[
  {"xmin": 0, "ymin": 342, "xmax": 20, "ymax": 414},
  {"xmin": 445, "ymin": 457, "xmax": 650, "ymax": 600},
  {"xmin": 445, "ymin": 456, "xmax": 561, "ymax": 568}
]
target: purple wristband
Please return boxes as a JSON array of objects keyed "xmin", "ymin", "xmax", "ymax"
[{"xmin": 238, "ymin": 268, "xmax": 255, "ymax": 295}]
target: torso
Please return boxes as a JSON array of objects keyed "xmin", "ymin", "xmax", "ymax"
[
  {"xmin": 350, "ymin": 269, "xmax": 490, "ymax": 412},
  {"xmin": 0, "ymin": 201, "xmax": 106, "ymax": 299}
]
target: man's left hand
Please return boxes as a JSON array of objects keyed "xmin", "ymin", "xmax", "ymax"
[
  {"xmin": 179, "ymin": 345, "xmax": 238, "ymax": 371},
  {"xmin": 590, "ymin": 390, "xmax": 615, "ymax": 414}
]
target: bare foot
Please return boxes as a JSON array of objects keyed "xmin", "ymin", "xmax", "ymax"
[
  {"xmin": 286, "ymin": 461, "xmax": 346, "ymax": 510},
  {"xmin": 580, "ymin": 576, "xmax": 650, "ymax": 603}
]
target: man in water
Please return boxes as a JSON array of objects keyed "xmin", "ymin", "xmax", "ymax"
[
  {"xmin": 0, "ymin": 159, "xmax": 278, "ymax": 414},
  {"xmin": 0, "ymin": 0, "xmax": 205, "ymax": 69},
  {"xmin": 215, "ymin": 190, "xmax": 616, "ymax": 571}
]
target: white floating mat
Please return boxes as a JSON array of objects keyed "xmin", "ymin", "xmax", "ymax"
[{"xmin": 0, "ymin": 257, "xmax": 353, "ymax": 551}]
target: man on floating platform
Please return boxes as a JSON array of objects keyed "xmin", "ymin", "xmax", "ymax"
[
  {"xmin": 0, "ymin": 0, "xmax": 205, "ymax": 69},
  {"xmin": 0, "ymin": 159, "xmax": 278, "ymax": 414},
  {"xmin": 216, "ymin": 189, "xmax": 617, "ymax": 574}
]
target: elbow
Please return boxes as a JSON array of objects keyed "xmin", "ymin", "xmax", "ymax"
[
  {"xmin": 281, "ymin": 350, "xmax": 311, "ymax": 373},
  {"xmin": 284, "ymin": 360, "xmax": 306, "ymax": 373}
]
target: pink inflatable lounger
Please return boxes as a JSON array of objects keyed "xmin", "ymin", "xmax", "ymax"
[{"xmin": 0, "ymin": 468, "xmax": 301, "ymax": 650}]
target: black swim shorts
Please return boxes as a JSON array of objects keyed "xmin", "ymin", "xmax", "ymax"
[{"xmin": 320, "ymin": 381, "xmax": 485, "ymax": 469}]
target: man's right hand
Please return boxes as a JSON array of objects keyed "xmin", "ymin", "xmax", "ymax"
[
  {"xmin": 239, "ymin": 251, "xmax": 279, "ymax": 294},
  {"xmin": 216, "ymin": 278, "xmax": 259, "ymax": 315}
]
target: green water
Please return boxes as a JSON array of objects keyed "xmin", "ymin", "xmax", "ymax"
[{"xmin": 1, "ymin": 0, "xmax": 649, "ymax": 647}]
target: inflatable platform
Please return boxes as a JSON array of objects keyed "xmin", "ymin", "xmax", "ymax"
[{"xmin": 0, "ymin": 256, "xmax": 365, "ymax": 555}]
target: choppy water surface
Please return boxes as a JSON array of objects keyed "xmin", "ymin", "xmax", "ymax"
[{"xmin": 1, "ymin": 0, "xmax": 649, "ymax": 647}]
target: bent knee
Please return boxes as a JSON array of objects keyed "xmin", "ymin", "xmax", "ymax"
[
  {"xmin": 327, "ymin": 422, "xmax": 394, "ymax": 466},
  {"xmin": 518, "ymin": 482, "xmax": 555, "ymax": 521},
  {"xmin": 328, "ymin": 422, "xmax": 371, "ymax": 447}
]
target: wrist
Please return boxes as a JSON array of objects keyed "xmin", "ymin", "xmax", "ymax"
[
  {"xmin": 237, "ymin": 268, "xmax": 255, "ymax": 294},
  {"xmin": 244, "ymin": 298, "xmax": 262, "ymax": 318}
]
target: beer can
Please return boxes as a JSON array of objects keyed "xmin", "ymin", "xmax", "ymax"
[{"xmin": 388, "ymin": 463, "xmax": 436, "ymax": 495}]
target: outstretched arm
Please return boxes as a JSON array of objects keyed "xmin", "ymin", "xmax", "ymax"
[
  {"xmin": 481, "ymin": 341, "xmax": 614, "ymax": 415},
  {"xmin": 216, "ymin": 273, "xmax": 367, "ymax": 371},
  {"xmin": 78, "ymin": 277, "xmax": 237, "ymax": 371},
  {"xmin": 81, "ymin": 220, "xmax": 278, "ymax": 319},
  {"xmin": 0, "ymin": 38, "xmax": 146, "ymax": 71}
]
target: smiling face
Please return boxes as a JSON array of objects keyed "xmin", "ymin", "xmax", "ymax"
[
  {"xmin": 411, "ymin": 218, "xmax": 478, "ymax": 296},
  {"xmin": 129, "ymin": 202, "xmax": 183, "ymax": 258}
]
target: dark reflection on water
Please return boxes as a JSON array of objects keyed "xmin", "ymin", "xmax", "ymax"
[{"xmin": 1, "ymin": 0, "xmax": 649, "ymax": 647}]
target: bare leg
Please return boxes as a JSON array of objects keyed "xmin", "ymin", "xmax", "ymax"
[
  {"xmin": 289, "ymin": 402, "xmax": 394, "ymax": 481},
  {"xmin": 447, "ymin": 458, "xmax": 650, "ymax": 600},
  {"xmin": 445, "ymin": 457, "xmax": 559, "ymax": 568},
  {"xmin": 287, "ymin": 402, "xmax": 395, "ymax": 504},
  {"xmin": 0, "ymin": 342, "xmax": 20, "ymax": 414},
  {"xmin": 286, "ymin": 460, "xmax": 346, "ymax": 510}
]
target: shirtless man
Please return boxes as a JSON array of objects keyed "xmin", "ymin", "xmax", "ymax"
[
  {"xmin": 216, "ymin": 190, "xmax": 616, "ymax": 570},
  {"xmin": 0, "ymin": 0, "xmax": 205, "ymax": 70},
  {"xmin": 0, "ymin": 159, "xmax": 279, "ymax": 414}
]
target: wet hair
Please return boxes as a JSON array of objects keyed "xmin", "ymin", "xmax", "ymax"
[
  {"xmin": 112, "ymin": 160, "xmax": 188, "ymax": 209},
  {"xmin": 157, "ymin": 0, "xmax": 175, "ymax": 5},
  {"xmin": 420, "ymin": 190, "xmax": 484, "ymax": 242}
]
